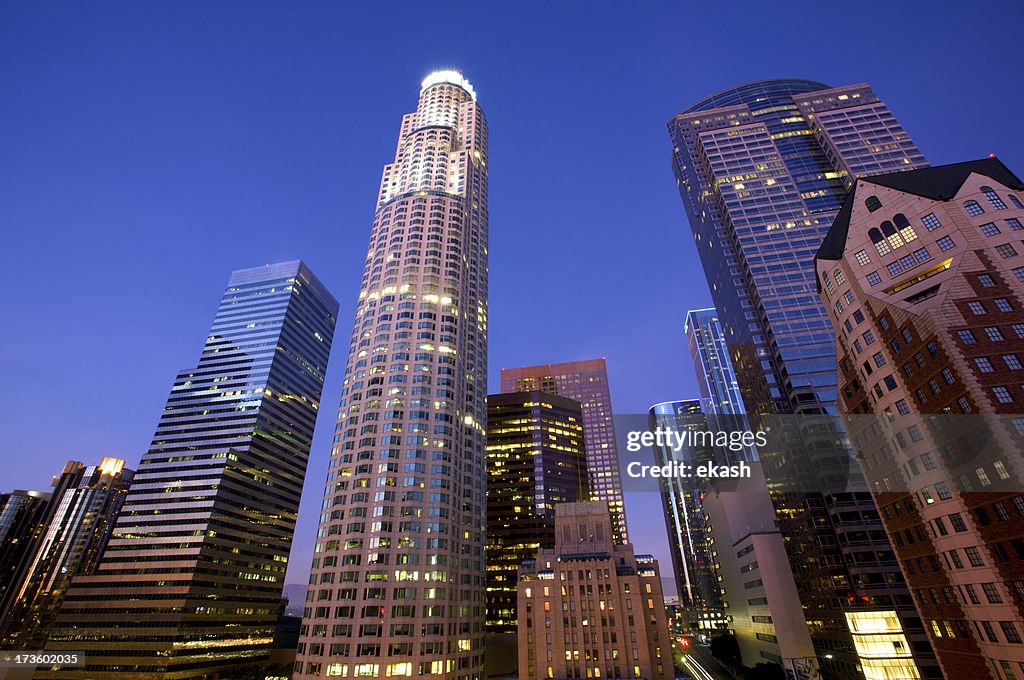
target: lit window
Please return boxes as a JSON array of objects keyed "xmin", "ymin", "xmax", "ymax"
[{"xmin": 854, "ymin": 250, "xmax": 871, "ymax": 266}]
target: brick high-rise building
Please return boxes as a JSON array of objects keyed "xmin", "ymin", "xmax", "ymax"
[
  {"xmin": 486, "ymin": 391, "xmax": 588, "ymax": 634},
  {"xmin": 816, "ymin": 157, "xmax": 1024, "ymax": 680},
  {"xmin": 517, "ymin": 502, "xmax": 672, "ymax": 680},
  {"xmin": 501, "ymin": 359, "xmax": 628, "ymax": 544},
  {"xmin": 295, "ymin": 71, "xmax": 489, "ymax": 680}
]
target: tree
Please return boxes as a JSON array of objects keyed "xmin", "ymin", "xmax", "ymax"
[
  {"xmin": 709, "ymin": 632, "xmax": 741, "ymax": 666},
  {"xmin": 743, "ymin": 662, "xmax": 786, "ymax": 680}
]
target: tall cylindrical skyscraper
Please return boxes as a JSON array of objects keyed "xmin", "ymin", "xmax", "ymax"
[{"xmin": 295, "ymin": 71, "xmax": 489, "ymax": 680}]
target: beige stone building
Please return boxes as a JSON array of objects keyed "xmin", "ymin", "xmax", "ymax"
[
  {"xmin": 517, "ymin": 502, "xmax": 672, "ymax": 680},
  {"xmin": 816, "ymin": 158, "xmax": 1024, "ymax": 680}
]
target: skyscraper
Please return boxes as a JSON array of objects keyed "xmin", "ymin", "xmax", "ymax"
[
  {"xmin": 648, "ymin": 399, "xmax": 727, "ymax": 632},
  {"xmin": 501, "ymin": 359, "xmax": 628, "ymax": 544},
  {"xmin": 486, "ymin": 390, "xmax": 588, "ymax": 634},
  {"xmin": 295, "ymin": 71, "xmax": 489, "ymax": 680},
  {"xmin": 0, "ymin": 458, "xmax": 133, "ymax": 650},
  {"xmin": 677, "ymin": 310, "xmax": 816, "ymax": 673},
  {"xmin": 517, "ymin": 502, "xmax": 673, "ymax": 680},
  {"xmin": 42, "ymin": 260, "xmax": 338, "ymax": 678},
  {"xmin": 0, "ymin": 490, "xmax": 51, "ymax": 613},
  {"xmin": 668, "ymin": 80, "xmax": 927, "ymax": 416},
  {"xmin": 669, "ymin": 81, "xmax": 939, "ymax": 679},
  {"xmin": 815, "ymin": 158, "xmax": 1024, "ymax": 679},
  {"xmin": 684, "ymin": 309, "xmax": 745, "ymax": 416}
]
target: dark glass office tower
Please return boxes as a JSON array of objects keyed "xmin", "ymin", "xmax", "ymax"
[
  {"xmin": 668, "ymin": 82, "xmax": 939, "ymax": 680},
  {"xmin": 648, "ymin": 399, "xmax": 726, "ymax": 633},
  {"xmin": 485, "ymin": 391, "xmax": 588, "ymax": 634},
  {"xmin": 685, "ymin": 309, "xmax": 746, "ymax": 416},
  {"xmin": 501, "ymin": 359, "xmax": 628, "ymax": 544},
  {"xmin": 295, "ymin": 71, "xmax": 489, "ymax": 680},
  {"xmin": 42, "ymin": 261, "xmax": 338, "ymax": 679},
  {"xmin": 0, "ymin": 490, "xmax": 51, "ymax": 611},
  {"xmin": 668, "ymin": 80, "xmax": 927, "ymax": 416},
  {"xmin": 0, "ymin": 458, "xmax": 133, "ymax": 649}
]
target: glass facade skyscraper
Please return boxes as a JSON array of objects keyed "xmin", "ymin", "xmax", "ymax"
[
  {"xmin": 295, "ymin": 71, "xmax": 489, "ymax": 680},
  {"xmin": 485, "ymin": 391, "xmax": 587, "ymax": 634},
  {"xmin": 0, "ymin": 458, "xmax": 133, "ymax": 650},
  {"xmin": 685, "ymin": 308, "xmax": 746, "ymax": 416},
  {"xmin": 500, "ymin": 358, "xmax": 628, "ymax": 544},
  {"xmin": 42, "ymin": 260, "xmax": 338, "ymax": 678},
  {"xmin": 0, "ymin": 490, "xmax": 51, "ymax": 618},
  {"xmin": 669, "ymin": 80, "xmax": 927, "ymax": 416},
  {"xmin": 648, "ymin": 399, "xmax": 726, "ymax": 632},
  {"xmin": 668, "ymin": 82, "xmax": 939, "ymax": 680}
]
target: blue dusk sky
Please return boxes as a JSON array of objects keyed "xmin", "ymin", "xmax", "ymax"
[{"xmin": 2, "ymin": 1, "xmax": 1022, "ymax": 592}]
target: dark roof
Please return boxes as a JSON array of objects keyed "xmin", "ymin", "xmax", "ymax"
[
  {"xmin": 816, "ymin": 157, "xmax": 1024, "ymax": 264},
  {"xmin": 863, "ymin": 157, "xmax": 1024, "ymax": 200},
  {"xmin": 816, "ymin": 193, "xmax": 856, "ymax": 263}
]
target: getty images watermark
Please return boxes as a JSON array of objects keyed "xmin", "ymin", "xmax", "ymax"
[{"xmin": 622, "ymin": 426, "xmax": 765, "ymax": 479}]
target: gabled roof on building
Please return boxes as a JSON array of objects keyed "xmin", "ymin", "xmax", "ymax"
[{"xmin": 816, "ymin": 157, "xmax": 1024, "ymax": 263}]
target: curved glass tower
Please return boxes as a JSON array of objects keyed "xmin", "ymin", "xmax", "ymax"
[
  {"xmin": 669, "ymin": 78, "xmax": 926, "ymax": 415},
  {"xmin": 295, "ymin": 71, "xmax": 489, "ymax": 680},
  {"xmin": 668, "ymin": 81, "xmax": 938, "ymax": 680}
]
